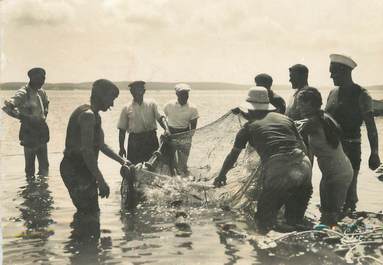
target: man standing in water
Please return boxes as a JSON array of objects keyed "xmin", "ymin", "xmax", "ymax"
[
  {"xmin": 214, "ymin": 87, "xmax": 312, "ymax": 234},
  {"xmin": 164, "ymin": 83, "xmax": 199, "ymax": 176},
  {"xmin": 285, "ymin": 64, "xmax": 309, "ymax": 120},
  {"xmin": 60, "ymin": 79, "xmax": 130, "ymax": 213},
  {"xmin": 2, "ymin": 67, "xmax": 50, "ymax": 178},
  {"xmin": 118, "ymin": 81, "xmax": 169, "ymax": 165},
  {"xmin": 325, "ymin": 54, "xmax": 381, "ymax": 213}
]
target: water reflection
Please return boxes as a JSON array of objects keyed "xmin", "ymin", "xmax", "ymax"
[
  {"xmin": 215, "ymin": 219, "xmax": 244, "ymax": 265},
  {"xmin": 64, "ymin": 211, "xmax": 110, "ymax": 265},
  {"xmin": 14, "ymin": 176, "xmax": 55, "ymax": 263},
  {"xmin": 120, "ymin": 208, "xmax": 166, "ymax": 244},
  {"xmin": 18, "ymin": 175, "xmax": 54, "ymax": 234}
]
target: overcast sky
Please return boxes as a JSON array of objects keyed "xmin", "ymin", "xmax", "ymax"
[{"xmin": 1, "ymin": 0, "xmax": 383, "ymax": 86}]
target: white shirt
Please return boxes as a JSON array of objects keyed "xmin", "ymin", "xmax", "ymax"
[
  {"xmin": 117, "ymin": 99, "xmax": 163, "ymax": 133},
  {"xmin": 164, "ymin": 101, "xmax": 199, "ymax": 129}
]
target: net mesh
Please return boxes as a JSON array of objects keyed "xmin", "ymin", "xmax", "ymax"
[{"xmin": 124, "ymin": 111, "xmax": 263, "ymax": 209}]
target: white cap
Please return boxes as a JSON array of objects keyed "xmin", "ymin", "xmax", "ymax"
[
  {"xmin": 175, "ymin": 83, "xmax": 191, "ymax": 92},
  {"xmin": 330, "ymin": 54, "xmax": 357, "ymax": 69}
]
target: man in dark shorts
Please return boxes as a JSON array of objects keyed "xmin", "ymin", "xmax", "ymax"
[
  {"xmin": 214, "ymin": 87, "xmax": 312, "ymax": 233},
  {"xmin": 118, "ymin": 81, "xmax": 169, "ymax": 165},
  {"xmin": 255, "ymin": 73, "xmax": 286, "ymax": 114},
  {"xmin": 325, "ymin": 54, "xmax": 381, "ymax": 212},
  {"xmin": 60, "ymin": 79, "xmax": 130, "ymax": 213},
  {"xmin": 285, "ymin": 64, "xmax": 309, "ymax": 120}
]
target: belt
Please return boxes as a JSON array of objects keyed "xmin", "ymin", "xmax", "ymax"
[
  {"xmin": 129, "ymin": 130, "xmax": 156, "ymax": 136},
  {"xmin": 169, "ymin": 126, "xmax": 189, "ymax": 134},
  {"xmin": 342, "ymin": 138, "xmax": 361, "ymax": 143}
]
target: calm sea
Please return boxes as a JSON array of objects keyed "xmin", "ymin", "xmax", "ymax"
[{"xmin": 1, "ymin": 89, "xmax": 383, "ymax": 265}]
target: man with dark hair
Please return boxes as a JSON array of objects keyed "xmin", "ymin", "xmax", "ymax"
[
  {"xmin": 118, "ymin": 81, "xmax": 169, "ymax": 165},
  {"xmin": 325, "ymin": 54, "xmax": 381, "ymax": 213},
  {"xmin": 2, "ymin": 67, "xmax": 50, "ymax": 178},
  {"xmin": 285, "ymin": 64, "xmax": 309, "ymax": 120},
  {"xmin": 214, "ymin": 87, "xmax": 312, "ymax": 234},
  {"xmin": 255, "ymin": 73, "xmax": 286, "ymax": 114},
  {"xmin": 60, "ymin": 79, "xmax": 130, "ymax": 213}
]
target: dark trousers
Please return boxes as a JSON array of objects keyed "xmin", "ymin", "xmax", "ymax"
[
  {"xmin": 127, "ymin": 130, "xmax": 159, "ymax": 165},
  {"xmin": 24, "ymin": 144, "xmax": 49, "ymax": 177},
  {"xmin": 341, "ymin": 140, "xmax": 361, "ymax": 210},
  {"xmin": 255, "ymin": 151, "xmax": 312, "ymax": 231},
  {"xmin": 60, "ymin": 156, "xmax": 99, "ymax": 213}
]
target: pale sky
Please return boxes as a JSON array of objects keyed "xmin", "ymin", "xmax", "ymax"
[{"xmin": 1, "ymin": 0, "xmax": 383, "ymax": 86}]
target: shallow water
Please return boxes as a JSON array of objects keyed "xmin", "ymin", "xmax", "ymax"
[{"xmin": 1, "ymin": 88, "xmax": 383, "ymax": 265}]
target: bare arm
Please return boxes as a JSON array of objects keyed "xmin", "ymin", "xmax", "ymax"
[
  {"xmin": 79, "ymin": 112, "xmax": 105, "ymax": 184},
  {"xmin": 99, "ymin": 128, "xmax": 130, "ymax": 166},
  {"xmin": 214, "ymin": 147, "xmax": 242, "ymax": 187},
  {"xmin": 119, "ymin": 129, "xmax": 127, "ymax": 157},
  {"xmin": 157, "ymin": 116, "xmax": 170, "ymax": 132},
  {"xmin": 190, "ymin": 118, "xmax": 198, "ymax": 130},
  {"xmin": 364, "ymin": 112, "xmax": 381, "ymax": 170},
  {"xmin": 292, "ymin": 121, "xmax": 310, "ymax": 160}
]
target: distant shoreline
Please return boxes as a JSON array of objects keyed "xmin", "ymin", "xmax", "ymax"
[{"xmin": 0, "ymin": 81, "xmax": 381, "ymax": 91}]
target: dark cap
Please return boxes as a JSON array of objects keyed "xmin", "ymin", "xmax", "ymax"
[
  {"xmin": 128, "ymin": 80, "xmax": 146, "ymax": 89},
  {"xmin": 27, "ymin": 67, "xmax": 46, "ymax": 78},
  {"xmin": 289, "ymin": 64, "xmax": 309, "ymax": 75},
  {"xmin": 255, "ymin": 73, "xmax": 273, "ymax": 87}
]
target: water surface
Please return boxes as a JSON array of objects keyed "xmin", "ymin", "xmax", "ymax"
[{"xmin": 1, "ymin": 89, "xmax": 383, "ymax": 264}]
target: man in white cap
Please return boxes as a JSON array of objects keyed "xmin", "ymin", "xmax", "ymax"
[
  {"xmin": 325, "ymin": 54, "xmax": 381, "ymax": 213},
  {"xmin": 163, "ymin": 83, "xmax": 199, "ymax": 176},
  {"xmin": 214, "ymin": 86, "xmax": 312, "ymax": 234},
  {"xmin": 118, "ymin": 81, "xmax": 170, "ymax": 165}
]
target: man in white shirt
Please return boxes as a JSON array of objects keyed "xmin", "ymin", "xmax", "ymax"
[
  {"xmin": 164, "ymin": 83, "xmax": 199, "ymax": 176},
  {"xmin": 2, "ymin": 67, "xmax": 49, "ymax": 178},
  {"xmin": 118, "ymin": 81, "xmax": 169, "ymax": 165}
]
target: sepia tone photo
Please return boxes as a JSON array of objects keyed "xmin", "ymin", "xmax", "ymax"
[{"xmin": 1, "ymin": 1, "xmax": 383, "ymax": 264}]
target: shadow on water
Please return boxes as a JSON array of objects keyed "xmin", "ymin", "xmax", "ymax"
[{"xmin": 64, "ymin": 211, "xmax": 115, "ymax": 265}]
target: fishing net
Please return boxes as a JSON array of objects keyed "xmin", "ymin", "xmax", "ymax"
[
  {"xmin": 253, "ymin": 211, "xmax": 383, "ymax": 264},
  {"xmin": 119, "ymin": 112, "xmax": 383, "ymax": 263},
  {"xmin": 121, "ymin": 111, "xmax": 263, "ymax": 209}
]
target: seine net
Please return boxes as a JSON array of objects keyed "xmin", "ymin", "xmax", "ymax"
[{"xmin": 122, "ymin": 111, "xmax": 263, "ymax": 209}]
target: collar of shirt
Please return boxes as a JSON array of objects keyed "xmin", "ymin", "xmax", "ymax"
[
  {"xmin": 175, "ymin": 101, "xmax": 189, "ymax": 107},
  {"xmin": 293, "ymin": 85, "xmax": 309, "ymax": 96}
]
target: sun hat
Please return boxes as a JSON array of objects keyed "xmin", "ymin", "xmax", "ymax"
[
  {"xmin": 330, "ymin": 54, "xmax": 357, "ymax": 69},
  {"xmin": 241, "ymin": 86, "xmax": 276, "ymax": 111},
  {"xmin": 175, "ymin": 83, "xmax": 191, "ymax": 92}
]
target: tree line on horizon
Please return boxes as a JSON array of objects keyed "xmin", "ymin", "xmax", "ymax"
[{"xmin": 0, "ymin": 81, "xmax": 382, "ymax": 91}]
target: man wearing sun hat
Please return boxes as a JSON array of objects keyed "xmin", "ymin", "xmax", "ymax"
[
  {"xmin": 163, "ymin": 83, "xmax": 199, "ymax": 176},
  {"xmin": 325, "ymin": 54, "xmax": 381, "ymax": 213},
  {"xmin": 214, "ymin": 86, "xmax": 312, "ymax": 234}
]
